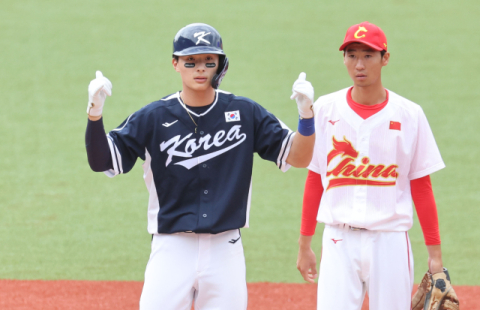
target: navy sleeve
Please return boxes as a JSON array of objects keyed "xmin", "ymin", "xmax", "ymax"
[
  {"xmin": 252, "ymin": 103, "xmax": 295, "ymax": 172},
  {"xmin": 104, "ymin": 110, "xmax": 151, "ymax": 177},
  {"xmin": 85, "ymin": 118, "xmax": 113, "ymax": 172}
]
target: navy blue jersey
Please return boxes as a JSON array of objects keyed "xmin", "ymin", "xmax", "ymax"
[{"xmin": 106, "ymin": 90, "xmax": 294, "ymax": 234}]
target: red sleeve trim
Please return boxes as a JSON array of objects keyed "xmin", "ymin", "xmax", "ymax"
[
  {"xmin": 300, "ymin": 170, "xmax": 323, "ymax": 236},
  {"xmin": 411, "ymin": 175, "xmax": 441, "ymax": 245}
]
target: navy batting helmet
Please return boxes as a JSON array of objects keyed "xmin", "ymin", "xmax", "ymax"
[{"xmin": 173, "ymin": 23, "xmax": 229, "ymax": 89}]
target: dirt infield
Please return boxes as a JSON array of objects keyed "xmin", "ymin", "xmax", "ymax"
[{"xmin": 0, "ymin": 280, "xmax": 477, "ymax": 309}]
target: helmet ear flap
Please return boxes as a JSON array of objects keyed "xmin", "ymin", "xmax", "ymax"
[{"xmin": 211, "ymin": 56, "xmax": 229, "ymax": 89}]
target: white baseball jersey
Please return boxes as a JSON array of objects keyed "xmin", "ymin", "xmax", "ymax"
[{"xmin": 309, "ymin": 87, "xmax": 445, "ymax": 231}]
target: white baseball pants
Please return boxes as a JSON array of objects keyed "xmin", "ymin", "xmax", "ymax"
[
  {"xmin": 139, "ymin": 230, "xmax": 247, "ymax": 310},
  {"xmin": 317, "ymin": 224, "xmax": 414, "ymax": 310}
]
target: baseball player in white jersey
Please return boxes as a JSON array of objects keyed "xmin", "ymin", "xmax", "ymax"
[
  {"xmin": 296, "ymin": 22, "xmax": 449, "ymax": 309},
  {"xmin": 84, "ymin": 23, "xmax": 315, "ymax": 310}
]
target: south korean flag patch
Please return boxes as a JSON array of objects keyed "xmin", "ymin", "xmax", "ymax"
[{"xmin": 225, "ymin": 110, "xmax": 240, "ymax": 122}]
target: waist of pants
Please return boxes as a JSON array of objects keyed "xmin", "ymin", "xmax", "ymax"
[{"xmin": 333, "ymin": 223, "xmax": 368, "ymax": 231}]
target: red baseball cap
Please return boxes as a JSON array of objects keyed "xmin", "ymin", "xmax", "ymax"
[{"xmin": 339, "ymin": 22, "xmax": 387, "ymax": 51}]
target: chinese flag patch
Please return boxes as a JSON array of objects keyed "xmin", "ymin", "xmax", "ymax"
[{"xmin": 389, "ymin": 121, "xmax": 401, "ymax": 131}]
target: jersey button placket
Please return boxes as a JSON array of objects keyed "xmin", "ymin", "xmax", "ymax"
[
  {"xmin": 197, "ymin": 116, "xmax": 211, "ymax": 230},
  {"xmin": 200, "ymin": 180, "xmax": 211, "ymax": 227},
  {"xmin": 355, "ymin": 132, "xmax": 369, "ymax": 226}
]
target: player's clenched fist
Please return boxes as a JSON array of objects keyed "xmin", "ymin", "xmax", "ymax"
[
  {"xmin": 290, "ymin": 72, "xmax": 314, "ymax": 119},
  {"xmin": 87, "ymin": 71, "xmax": 112, "ymax": 116}
]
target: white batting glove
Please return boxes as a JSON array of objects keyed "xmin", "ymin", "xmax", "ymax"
[
  {"xmin": 290, "ymin": 72, "xmax": 314, "ymax": 119},
  {"xmin": 87, "ymin": 71, "xmax": 112, "ymax": 116}
]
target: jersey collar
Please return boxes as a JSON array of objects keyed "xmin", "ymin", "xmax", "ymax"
[
  {"xmin": 337, "ymin": 87, "xmax": 395, "ymax": 132},
  {"xmin": 176, "ymin": 90, "xmax": 219, "ymax": 117}
]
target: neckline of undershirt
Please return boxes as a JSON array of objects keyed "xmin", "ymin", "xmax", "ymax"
[{"xmin": 346, "ymin": 87, "xmax": 389, "ymax": 120}]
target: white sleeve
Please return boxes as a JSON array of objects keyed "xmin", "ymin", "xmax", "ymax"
[
  {"xmin": 103, "ymin": 134, "xmax": 124, "ymax": 178},
  {"xmin": 307, "ymin": 138, "xmax": 322, "ymax": 174},
  {"xmin": 307, "ymin": 109, "xmax": 322, "ymax": 174},
  {"xmin": 408, "ymin": 108, "xmax": 445, "ymax": 180},
  {"xmin": 277, "ymin": 131, "xmax": 295, "ymax": 172}
]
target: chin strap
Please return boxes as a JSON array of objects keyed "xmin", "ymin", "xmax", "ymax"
[{"xmin": 211, "ymin": 57, "xmax": 229, "ymax": 89}]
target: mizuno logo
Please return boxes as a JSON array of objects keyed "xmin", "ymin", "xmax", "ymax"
[
  {"xmin": 328, "ymin": 120, "xmax": 340, "ymax": 125},
  {"xmin": 160, "ymin": 125, "xmax": 247, "ymax": 169},
  {"xmin": 332, "ymin": 238, "xmax": 342, "ymax": 244},
  {"xmin": 229, "ymin": 236, "xmax": 241, "ymax": 244},
  {"xmin": 194, "ymin": 31, "xmax": 211, "ymax": 45},
  {"xmin": 162, "ymin": 120, "xmax": 178, "ymax": 127}
]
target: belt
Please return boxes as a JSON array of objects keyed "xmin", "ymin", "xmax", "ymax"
[
  {"xmin": 340, "ymin": 224, "xmax": 367, "ymax": 231},
  {"xmin": 349, "ymin": 226, "xmax": 367, "ymax": 231}
]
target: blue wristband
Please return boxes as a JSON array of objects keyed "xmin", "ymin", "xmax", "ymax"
[{"xmin": 298, "ymin": 116, "xmax": 315, "ymax": 136}]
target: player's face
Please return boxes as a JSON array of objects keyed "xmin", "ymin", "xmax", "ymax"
[
  {"xmin": 344, "ymin": 43, "xmax": 389, "ymax": 88},
  {"xmin": 173, "ymin": 54, "xmax": 219, "ymax": 92}
]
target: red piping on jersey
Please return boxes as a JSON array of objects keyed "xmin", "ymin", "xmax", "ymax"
[
  {"xmin": 406, "ymin": 232, "xmax": 412, "ymax": 310},
  {"xmin": 406, "ymin": 232, "xmax": 411, "ymax": 276},
  {"xmin": 346, "ymin": 87, "xmax": 389, "ymax": 119}
]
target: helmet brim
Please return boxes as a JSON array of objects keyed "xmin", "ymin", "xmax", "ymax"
[{"xmin": 173, "ymin": 46, "xmax": 225, "ymax": 57}]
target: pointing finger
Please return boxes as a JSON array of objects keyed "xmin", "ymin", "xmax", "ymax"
[
  {"xmin": 298, "ymin": 72, "xmax": 306, "ymax": 81},
  {"xmin": 96, "ymin": 71, "xmax": 103, "ymax": 79}
]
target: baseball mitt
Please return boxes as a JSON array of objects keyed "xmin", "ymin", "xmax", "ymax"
[{"xmin": 412, "ymin": 268, "xmax": 459, "ymax": 310}]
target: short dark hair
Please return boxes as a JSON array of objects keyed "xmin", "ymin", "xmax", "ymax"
[
  {"xmin": 343, "ymin": 49, "xmax": 387, "ymax": 58},
  {"xmin": 173, "ymin": 55, "xmax": 179, "ymax": 61}
]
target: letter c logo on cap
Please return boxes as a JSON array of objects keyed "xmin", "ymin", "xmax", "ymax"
[{"xmin": 354, "ymin": 26, "xmax": 368, "ymax": 39}]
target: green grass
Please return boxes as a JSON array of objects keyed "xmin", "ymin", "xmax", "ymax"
[{"xmin": 1, "ymin": 0, "xmax": 479, "ymax": 285}]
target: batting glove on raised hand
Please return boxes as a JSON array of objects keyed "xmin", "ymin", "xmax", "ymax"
[
  {"xmin": 87, "ymin": 71, "xmax": 112, "ymax": 116},
  {"xmin": 291, "ymin": 72, "xmax": 314, "ymax": 119}
]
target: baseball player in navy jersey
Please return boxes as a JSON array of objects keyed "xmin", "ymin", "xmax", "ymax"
[
  {"xmin": 85, "ymin": 23, "xmax": 315, "ymax": 310},
  {"xmin": 296, "ymin": 22, "xmax": 458, "ymax": 310}
]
